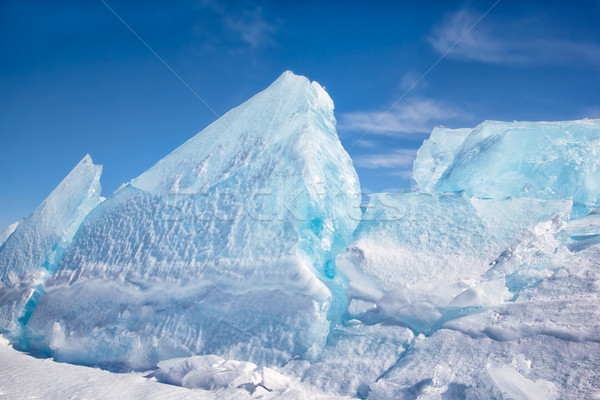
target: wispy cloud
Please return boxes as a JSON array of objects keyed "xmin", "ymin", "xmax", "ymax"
[
  {"xmin": 354, "ymin": 149, "xmax": 417, "ymax": 169},
  {"xmin": 400, "ymin": 71, "xmax": 428, "ymax": 91},
  {"xmin": 389, "ymin": 169, "xmax": 414, "ymax": 180},
  {"xmin": 353, "ymin": 139, "xmax": 378, "ymax": 149},
  {"xmin": 222, "ymin": 7, "xmax": 276, "ymax": 48},
  {"xmin": 428, "ymin": 8, "xmax": 600, "ymax": 66},
  {"xmin": 194, "ymin": 0, "xmax": 277, "ymax": 48},
  {"xmin": 339, "ymin": 98, "xmax": 466, "ymax": 136}
]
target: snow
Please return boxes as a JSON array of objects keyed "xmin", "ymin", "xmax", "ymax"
[
  {"xmin": 153, "ymin": 354, "xmax": 339, "ymax": 398},
  {"xmin": 487, "ymin": 364, "xmax": 558, "ymax": 400},
  {"xmin": 337, "ymin": 192, "xmax": 571, "ymax": 333},
  {"xmin": 299, "ymin": 322, "xmax": 414, "ymax": 397},
  {"xmin": 0, "ymin": 72, "xmax": 599, "ymax": 399},
  {"xmin": 366, "ymin": 230, "xmax": 600, "ymax": 399},
  {"xmin": 155, "ymin": 355, "xmax": 262, "ymax": 390},
  {"xmin": 0, "ymin": 334, "xmax": 340, "ymax": 399},
  {"xmin": 0, "ymin": 334, "xmax": 204, "ymax": 399}
]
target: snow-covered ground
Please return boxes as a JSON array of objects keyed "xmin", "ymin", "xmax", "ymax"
[
  {"xmin": 0, "ymin": 334, "xmax": 210, "ymax": 399},
  {"xmin": 0, "ymin": 335, "xmax": 343, "ymax": 399}
]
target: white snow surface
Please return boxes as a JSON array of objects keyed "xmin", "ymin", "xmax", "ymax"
[
  {"xmin": 337, "ymin": 192, "xmax": 572, "ymax": 333},
  {"xmin": 0, "ymin": 334, "xmax": 342, "ymax": 399}
]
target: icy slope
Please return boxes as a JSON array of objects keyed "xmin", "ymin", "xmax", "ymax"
[
  {"xmin": 0, "ymin": 155, "xmax": 102, "ymax": 335},
  {"xmin": 24, "ymin": 71, "xmax": 360, "ymax": 369},
  {"xmin": 413, "ymin": 119, "xmax": 600, "ymax": 211}
]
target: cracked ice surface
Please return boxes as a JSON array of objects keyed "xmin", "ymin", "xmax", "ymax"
[{"xmin": 338, "ymin": 119, "xmax": 600, "ymax": 399}]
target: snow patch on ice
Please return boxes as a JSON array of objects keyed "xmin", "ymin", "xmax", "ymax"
[{"xmin": 487, "ymin": 363, "xmax": 558, "ymax": 400}]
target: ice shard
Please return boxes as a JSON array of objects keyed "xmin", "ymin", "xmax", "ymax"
[
  {"xmin": 0, "ymin": 221, "xmax": 20, "ymax": 248},
  {"xmin": 25, "ymin": 72, "xmax": 361, "ymax": 369},
  {"xmin": 0, "ymin": 155, "xmax": 102, "ymax": 334},
  {"xmin": 413, "ymin": 119, "xmax": 600, "ymax": 210}
]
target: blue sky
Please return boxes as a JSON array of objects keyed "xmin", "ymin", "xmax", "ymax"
[{"xmin": 1, "ymin": 0, "xmax": 599, "ymax": 228}]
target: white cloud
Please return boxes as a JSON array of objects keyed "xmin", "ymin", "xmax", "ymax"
[
  {"xmin": 339, "ymin": 98, "xmax": 465, "ymax": 136},
  {"xmin": 354, "ymin": 149, "xmax": 417, "ymax": 169},
  {"xmin": 389, "ymin": 169, "xmax": 414, "ymax": 180},
  {"xmin": 223, "ymin": 7, "xmax": 276, "ymax": 48},
  {"xmin": 352, "ymin": 139, "xmax": 378, "ymax": 148},
  {"xmin": 400, "ymin": 71, "xmax": 428, "ymax": 91},
  {"xmin": 428, "ymin": 8, "xmax": 600, "ymax": 66},
  {"xmin": 194, "ymin": 0, "xmax": 276, "ymax": 48}
]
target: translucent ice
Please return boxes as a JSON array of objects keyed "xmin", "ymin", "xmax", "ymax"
[
  {"xmin": 0, "ymin": 221, "xmax": 20, "ymax": 248},
  {"xmin": 0, "ymin": 155, "xmax": 102, "ymax": 334},
  {"xmin": 413, "ymin": 119, "xmax": 600, "ymax": 208},
  {"xmin": 25, "ymin": 72, "xmax": 361, "ymax": 369},
  {"xmin": 2, "ymin": 74, "xmax": 599, "ymax": 399}
]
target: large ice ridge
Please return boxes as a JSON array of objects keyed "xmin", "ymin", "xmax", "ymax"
[
  {"xmin": 0, "ymin": 72, "xmax": 599, "ymax": 399},
  {"xmin": 21, "ymin": 71, "xmax": 361, "ymax": 370}
]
